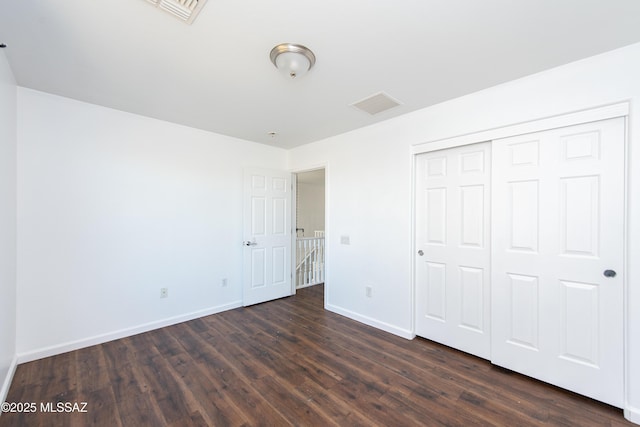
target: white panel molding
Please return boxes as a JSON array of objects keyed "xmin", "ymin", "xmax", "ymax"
[
  {"xmin": 0, "ymin": 355, "xmax": 18, "ymax": 406},
  {"xmin": 460, "ymin": 266, "xmax": 484, "ymax": 331},
  {"xmin": 412, "ymin": 102, "xmax": 629, "ymax": 154},
  {"xmin": 16, "ymin": 301, "xmax": 242, "ymax": 364},
  {"xmin": 426, "ymin": 189, "xmax": 447, "ymax": 244},
  {"xmin": 426, "ymin": 262, "xmax": 446, "ymax": 320},
  {"xmin": 326, "ymin": 303, "xmax": 415, "ymax": 340},
  {"xmin": 460, "ymin": 185, "xmax": 484, "ymax": 247},
  {"xmin": 427, "ymin": 156, "xmax": 447, "ymax": 177}
]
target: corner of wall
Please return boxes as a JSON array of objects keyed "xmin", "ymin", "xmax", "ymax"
[
  {"xmin": 0, "ymin": 50, "xmax": 18, "ymax": 407},
  {"xmin": 325, "ymin": 303, "xmax": 414, "ymax": 340},
  {"xmin": 0, "ymin": 356, "xmax": 18, "ymax": 405}
]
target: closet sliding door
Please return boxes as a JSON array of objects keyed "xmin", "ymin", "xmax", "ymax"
[
  {"xmin": 490, "ymin": 118, "xmax": 625, "ymax": 407},
  {"xmin": 414, "ymin": 116, "xmax": 625, "ymax": 407},
  {"xmin": 415, "ymin": 142, "xmax": 491, "ymax": 359}
]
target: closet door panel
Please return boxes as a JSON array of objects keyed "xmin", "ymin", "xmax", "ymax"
[
  {"xmin": 415, "ymin": 142, "xmax": 491, "ymax": 359},
  {"xmin": 491, "ymin": 118, "xmax": 625, "ymax": 407}
]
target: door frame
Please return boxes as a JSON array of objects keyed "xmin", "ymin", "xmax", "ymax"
[
  {"xmin": 411, "ymin": 101, "xmax": 629, "ymax": 409},
  {"xmin": 290, "ymin": 163, "xmax": 329, "ymax": 305}
]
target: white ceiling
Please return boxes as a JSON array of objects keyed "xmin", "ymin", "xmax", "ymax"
[{"xmin": 2, "ymin": 1, "xmax": 640, "ymax": 149}]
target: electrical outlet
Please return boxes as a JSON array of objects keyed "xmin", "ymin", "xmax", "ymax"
[
  {"xmin": 365, "ymin": 286, "xmax": 372, "ymax": 298},
  {"xmin": 221, "ymin": 278, "xmax": 228, "ymax": 287},
  {"xmin": 160, "ymin": 288, "xmax": 168, "ymax": 298},
  {"xmin": 340, "ymin": 235, "xmax": 350, "ymax": 245}
]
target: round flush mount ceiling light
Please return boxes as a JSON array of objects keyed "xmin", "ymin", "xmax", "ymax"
[{"xmin": 270, "ymin": 43, "xmax": 316, "ymax": 79}]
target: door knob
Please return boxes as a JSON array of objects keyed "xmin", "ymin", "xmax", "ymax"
[
  {"xmin": 243, "ymin": 240, "xmax": 257, "ymax": 246},
  {"xmin": 418, "ymin": 250, "xmax": 424, "ymax": 256},
  {"xmin": 603, "ymin": 269, "xmax": 617, "ymax": 278}
]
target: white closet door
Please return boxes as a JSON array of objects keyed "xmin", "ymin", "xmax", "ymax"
[
  {"xmin": 415, "ymin": 142, "xmax": 491, "ymax": 359},
  {"xmin": 491, "ymin": 118, "xmax": 625, "ymax": 407}
]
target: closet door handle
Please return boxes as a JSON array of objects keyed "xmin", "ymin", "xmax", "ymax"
[
  {"xmin": 603, "ymin": 269, "xmax": 616, "ymax": 278},
  {"xmin": 418, "ymin": 250, "xmax": 424, "ymax": 256}
]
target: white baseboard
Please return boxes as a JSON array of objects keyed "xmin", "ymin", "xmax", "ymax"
[
  {"xmin": 17, "ymin": 301, "xmax": 242, "ymax": 364},
  {"xmin": 625, "ymin": 406, "xmax": 640, "ymax": 425},
  {"xmin": 325, "ymin": 303, "xmax": 415, "ymax": 340},
  {"xmin": 0, "ymin": 355, "xmax": 18, "ymax": 406}
]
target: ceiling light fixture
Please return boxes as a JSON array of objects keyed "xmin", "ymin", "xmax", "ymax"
[{"xmin": 270, "ymin": 43, "xmax": 316, "ymax": 79}]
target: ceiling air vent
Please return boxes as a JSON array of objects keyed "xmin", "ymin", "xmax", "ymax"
[
  {"xmin": 351, "ymin": 92, "xmax": 402, "ymax": 115},
  {"xmin": 146, "ymin": 0, "xmax": 208, "ymax": 24}
]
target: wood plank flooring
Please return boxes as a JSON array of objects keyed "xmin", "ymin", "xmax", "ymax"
[{"xmin": 1, "ymin": 284, "xmax": 633, "ymax": 426}]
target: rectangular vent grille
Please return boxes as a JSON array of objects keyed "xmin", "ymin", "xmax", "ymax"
[
  {"xmin": 146, "ymin": 0, "xmax": 208, "ymax": 24},
  {"xmin": 351, "ymin": 92, "xmax": 402, "ymax": 115}
]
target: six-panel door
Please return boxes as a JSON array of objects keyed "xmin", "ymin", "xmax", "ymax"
[
  {"xmin": 491, "ymin": 118, "xmax": 624, "ymax": 407},
  {"xmin": 415, "ymin": 142, "xmax": 492, "ymax": 359},
  {"xmin": 243, "ymin": 168, "xmax": 292, "ymax": 306}
]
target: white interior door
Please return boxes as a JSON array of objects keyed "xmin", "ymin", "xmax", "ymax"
[
  {"xmin": 243, "ymin": 168, "xmax": 293, "ymax": 306},
  {"xmin": 415, "ymin": 142, "xmax": 491, "ymax": 359},
  {"xmin": 491, "ymin": 118, "xmax": 625, "ymax": 406}
]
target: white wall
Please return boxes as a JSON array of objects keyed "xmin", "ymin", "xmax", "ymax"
[
  {"xmin": 0, "ymin": 51, "xmax": 17, "ymax": 402},
  {"xmin": 288, "ymin": 42, "xmax": 640, "ymax": 421},
  {"xmin": 296, "ymin": 180, "xmax": 325, "ymax": 237},
  {"xmin": 16, "ymin": 88, "xmax": 287, "ymax": 359}
]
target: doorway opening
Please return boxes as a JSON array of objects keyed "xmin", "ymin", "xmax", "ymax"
[{"xmin": 294, "ymin": 169, "xmax": 325, "ymax": 289}]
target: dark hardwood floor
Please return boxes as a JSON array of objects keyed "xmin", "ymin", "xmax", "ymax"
[{"xmin": 1, "ymin": 284, "xmax": 633, "ymax": 426}]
